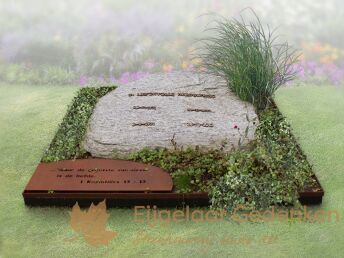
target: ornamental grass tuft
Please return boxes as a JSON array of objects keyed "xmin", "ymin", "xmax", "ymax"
[{"xmin": 197, "ymin": 10, "xmax": 299, "ymax": 110}]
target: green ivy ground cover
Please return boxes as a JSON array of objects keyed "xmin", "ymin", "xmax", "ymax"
[{"xmin": 40, "ymin": 86, "xmax": 316, "ymax": 210}]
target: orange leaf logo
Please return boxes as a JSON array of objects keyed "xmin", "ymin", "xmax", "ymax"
[{"xmin": 68, "ymin": 200, "xmax": 117, "ymax": 246}]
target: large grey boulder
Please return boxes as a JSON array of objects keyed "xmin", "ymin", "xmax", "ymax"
[{"xmin": 84, "ymin": 71, "xmax": 258, "ymax": 158}]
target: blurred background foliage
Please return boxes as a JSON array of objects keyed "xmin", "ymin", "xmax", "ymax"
[{"xmin": 0, "ymin": 0, "xmax": 344, "ymax": 86}]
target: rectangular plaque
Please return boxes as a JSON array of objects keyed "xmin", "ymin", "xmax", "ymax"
[
  {"xmin": 23, "ymin": 159, "xmax": 210, "ymax": 207},
  {"xmin": 23, "ymin": 159, "xmax": 173, "ymax": 192}
]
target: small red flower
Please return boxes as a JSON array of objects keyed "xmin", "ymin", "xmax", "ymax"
[{"xmin": 233, "ymin": 124, "xmax": 238, "ymax": 129}]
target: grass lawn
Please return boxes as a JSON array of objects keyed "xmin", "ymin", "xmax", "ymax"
[{"xmin": 0, "ymin": 84, "xmax": 343, "ymax": 258}]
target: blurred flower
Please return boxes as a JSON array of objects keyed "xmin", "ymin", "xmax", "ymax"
[
  {"xmin": 313, "ymin": 42, "xmax": 325, "ymax": 53},
  {"xmin": 98, "ymin": 76, "xmax": 105, "ymax": 83},
  {"xmin": 79, "ymin": 75, "xmax": 88, "ymax": 86},
  {"xmin": 188, "ymin": 47, "xmax": 196, "ymax": 55},
  {"xmin": 186, "ymin": 64, "xmax": 195, "ymax": 71},
  {"xmin": 144, "ymin": 60, "xmax": 156, "ymax": 70},
  {"xmin": 162, "ymin": 64, "xmax": 173, "ymax": 72},
  {"xmin": 192, "ymin": 57, "xmax": 202, "ymax": 65},
  {"xmin": 320, "ymin": 55, "xmax": 333, "ymax": 64},
  {"xmin": 330, "ymin": 70, "xmax": 344, "ymax": 84},
  {"xmin": 131, "ymin": 71, "xmax": 148, "ymax": 81},
  {"xmin": 118, "ymin": 72, "xmax": 131, "ymax": 84},
  {"xmin": 110, "ymin": 76, "xmax": 116, "ymax": 83},
  {"xmin": 291, "ymin": 60, "xmax": 344, "ymax": 84},
  {"xmin": 181, "ymin": 60, "xmax": 188, "ymax": 70},
  {"xmin": 331, "ymin": 53, "xmax": 339, "ymax": 61},
  {"xmin": 297, "ymin": 53, "xmax": 305, "ymax": 61},
  {"xmin": 288, "ymin": 63, "xmax": 305, "ymax": 78}
]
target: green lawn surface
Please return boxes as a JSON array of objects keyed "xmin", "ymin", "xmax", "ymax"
[{"xmin": 0, "ymin": 84, "xmax": 343, "ymax": 258}]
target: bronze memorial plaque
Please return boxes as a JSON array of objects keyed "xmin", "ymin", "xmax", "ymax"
[
  {"xmin": 23, "ymin": 160, "xmax": 210, "ymax": 207},
  {"xmin": 24, "ymin": 159, "xmax": 173, "ymax": 192}
]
